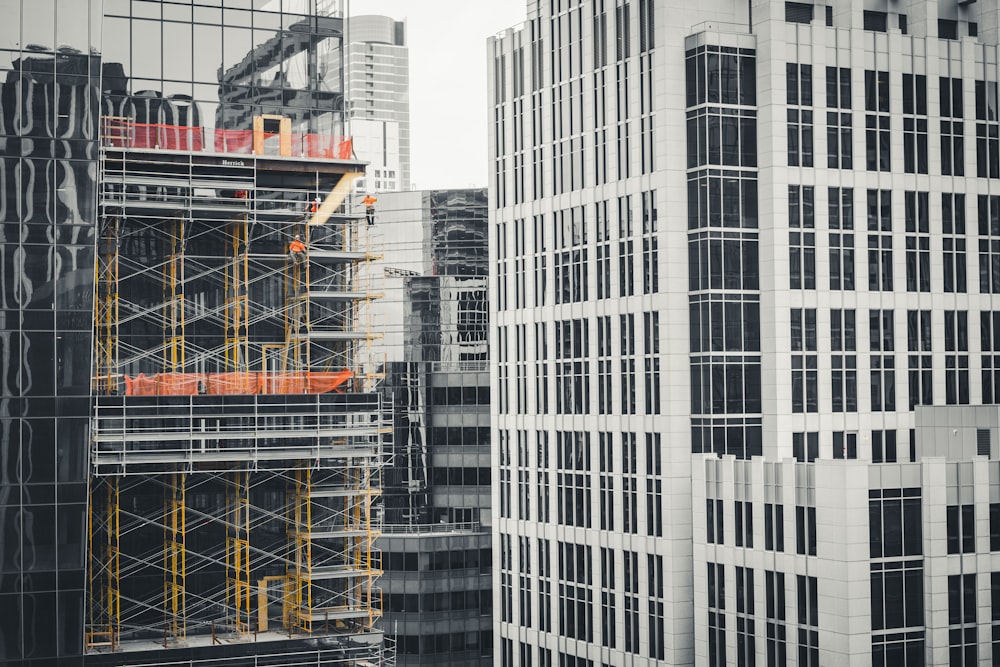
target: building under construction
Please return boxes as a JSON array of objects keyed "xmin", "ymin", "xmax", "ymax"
[
  {"xmin": 85, "ymin": 122, "xmax": 388, "ymax": 667},
  {"xmin": 0, "ymin": 2, "xmax": 390, "ymax": 666}
]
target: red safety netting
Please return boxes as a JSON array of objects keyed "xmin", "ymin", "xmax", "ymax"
[
  {"xmin": 123, "ymin": 371, "xmax": 354, "ymax": 396},
  {"xmin": 103, "ymin": 121, "xmax": 353, "ymax": 160}
]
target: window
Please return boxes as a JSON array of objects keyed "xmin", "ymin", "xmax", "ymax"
[
  {"xmin": 707, "ymin": 498, "xmax": 725, "ymax": 544},
  {"xmin": 797, "ymin": 575, "xmax": 819, "ymax": 666},
  {"xmin": 643, "ymin": 311, "xmax": 660, "ymax": 414},
  {"xmin": 870, "ymin": 310, "xmax": 896, "ymax": 412},
  {"xmin": 785, "ymin": 2, "xmax": 813, "ymax": 23},
  {"xmin": 792, "ymin": 432, "xmax": 819, "ymax": 462},
  {"xmin": 871, "ymin": 561, "xmax": 924, "ymax": 630},
  {"xmin": 867, "ymin": 189, "xmax": 893, "ymax": 290},
  {"xmin": 795, "ymin": 506, "xmax": 817, "ymax": 556},
  {"xmin": 829, "ymin": 187, "xmax": 855, "ymax": 290},
  {"xmin": 982, "ymin": 312, "xmax": 1000, "ymax": 403},
  {"xmin": 945, "ymin": 311, "xmax": 970, "ymax": 405},
  {"xmin": 787, "ymin": 64, "xmax": 814, "ymax": 167},
  {"xmin": 618, "ymin": 196, "xmax": 634, "ymax": 296},
  {"xmin": 947, "ymin": 504, "xmax": 975, "ymax": 554},
  {"xmin": 600, "ymin": 548, "xmax": 615, "ymax": 648},
  {"xmin": 976, "ymin": 80, "xmax": 1000, "ymax": 178},
  {"xmin": 826, "ymin": 67, "xmax": 853, "ymax": 169},
  {"xmin": 765, "ymin": 503, "xmax": 784, "ymax": 552},
  {"xmin": 598, "ymin": 433, "xmax": 613, "ymax": 529},
  {"xmin": 791, "ymin": 355, "xmax": 818, "ymax": 413},
  {"xmin": 557, "ymin": 542, "xmax": 593, "ymax": 641},
  {"xmin": 556, "ymin": 432, "xmax": 591, "ymax": 528},
  {"xmin": 869, "ymin": 488, "xmax": 923, "ymax": 558},
  {"xmin": 833, "ymin": 431, "xmax": 858, "ymax": 459},
  {"xmin": 939, "ymin": 18, "xmax": 959, "ymax": 39},
  {"xmin": 872, "ymin": 429, "xmax": 898, "ymax": 464},
  {"xmin": 765, "ymin": 570, "xmax": 786, "ymax": 622},
  {"xmin": 872, "ymin": 634, "xmax": 924, "ymax": 666},
  {"xmin": 735, "ymin": 501, "xmax": 753, "ymax": 547},
  {"xmin": 904, "ymin": 191, "xmax": 930, "ymax": 292},
  {"xmin": 948, "ymin": 574, "xmax": 977, "ymax": 625},
  {"xmin": 863, "ymin": 10, "xmax": 888, "ymax": 32},
  {"xmin": 980, "ymin": 195, "xmax": 1000, "ymax": 293},
  {"xmin": 735, "ymin": 566, "xmax": 756, "ymax": 666},
  {"xmin": 831, "ymin": 354, "xmax": 858, "ymax": 412},
  {"xmin": 789, "ymin": 185, "xmax": 816, "ymax": 291},
  {"xmin": 943, "ymin": 193, "xmax": 967, "ymax": 293},
  {"xmin": 555, "ymin": 319, "xmax": 590, "ymax": 415},
  {"xmin": 949, "ymin": 574, "xmax": 978, "ymax": 666},
  {"xmin": 901, "ymin": 74, "xmax": 928, "ymax": 174},
  {"xmin": 648, "ymin": 554, "xmax": 665, "ymax": 660},
  {"xmin": 707, "ymin": 562, "xmax": 727, "ymax": 666},
  {"xmin": 865, "ymin": 70, "xmax": 891, "ymax": 171},
  {"xmin": 641, "ymin": 190, "xmax": 658, "ymax": 294},
  {"xmin": 870, "ymin": 309, "xmax": 895, "ymax": 352},
  {"xmin": 941, "ymin": 77, "xmax": 965, "ymax": 175},
  {"xmin": 991, "ymin": 503, "xmax": 1000, "ymax": 550},
  {"xmin": 830, "ymin": 309, "xmax": 857, "ymax": 352},
  {"xmin": 907, "ymin": 310, "xmax": 932, "ymax": 408}
]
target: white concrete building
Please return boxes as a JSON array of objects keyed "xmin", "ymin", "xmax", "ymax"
[{"xmin": 489, "ymin": 0, "xmax": 1000, "ymax": 664}]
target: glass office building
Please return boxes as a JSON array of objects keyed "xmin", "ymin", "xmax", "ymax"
[
  {"xmin": 0, "ymin": 2, "xmax": 388, "ymax": 665},
  {"xmin": 372, "ymin": 189, "xmax": 492, "ymax": 665}
]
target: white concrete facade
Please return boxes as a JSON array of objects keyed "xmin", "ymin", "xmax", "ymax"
[{"xmin": 490, "ymin": 0, "xmax": 1000, "ymax": 665}]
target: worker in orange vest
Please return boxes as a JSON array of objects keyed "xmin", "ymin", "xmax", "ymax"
[
  {"xmin": 288, "ymin": 234, "xmax": 306, "ymax": 264},
  {"xmin": 309, "ymin": 196, "xmax": 320, "ymax": 213},
  {"xmin": 362, "ymin": 193, "xmax": 377, "ymax": 225}
]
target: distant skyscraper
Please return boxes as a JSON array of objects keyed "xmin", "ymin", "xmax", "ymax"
[
  {"xmin": 347, "ymin": 15, "xmax": 410, "ymax": 192},
  {"xmin": 490, "ymin": 0, "xmax": 1000, "ymax": 664},
  {"xmin": 371, "ymin": 189, "xmax": 493, "ymax": 665}
]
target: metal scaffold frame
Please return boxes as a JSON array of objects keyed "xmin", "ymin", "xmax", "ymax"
[{"xmin": 85, "ymin": 137, "xmax": 387, "ymax": 662}]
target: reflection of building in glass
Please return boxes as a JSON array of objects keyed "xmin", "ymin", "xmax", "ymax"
[
  {"xmin": 215, "ymin": 10, "xmax": 345, "ymax": 134},
  {"xmin": 0, "ymin": 3, "xmax": 389, "ymax": 666},
  {"xmin": 370, "ymin": 190, "xmax": 492, "ymax": 664},
  {"xmin": 491, "ymin": 1, "xmax": 1000, "ymax": 665},
  {"xmin": 345, "ymin": 15, "xmax": 410, "ymax": 192}
]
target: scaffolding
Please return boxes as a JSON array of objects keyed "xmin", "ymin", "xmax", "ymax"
[{"xmin": 86, "ymin": 120, "xmax": 387, "ymax": 664}]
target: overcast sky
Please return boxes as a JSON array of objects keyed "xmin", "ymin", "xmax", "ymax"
[{"xmin": 349, "ymin": 1, "xmax": 527, "ymax": 190}]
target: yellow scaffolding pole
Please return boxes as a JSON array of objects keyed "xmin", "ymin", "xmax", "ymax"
[
  {"xmin": 164, "ymin": 214, "xmax": 186, "ymax": 372},
  {"xmin": 86, "ymin": 478, "xmax": 120, "ymax": 650},
  {"xmin": 288, "ymin": 466, "xmax": 312, "ymax": 634},
  {"xmin": 225, "ymin": 215, "xmax": 249, "ymax": 371},
  {"xmin": 226, "ymin": 470, "xmax": 252, "ymax": 636},
  {"xmin": 164, "ymin": 473, "xmax": 186, "ymax": 641},
  {"xmin": 94, "ymin": 215, "xmax": 119, "ymax": 393}
]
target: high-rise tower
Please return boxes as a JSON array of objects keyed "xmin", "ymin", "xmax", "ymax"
[
  {"xmin": 346, "ymin": 15, "xmax": 410, "ymax": 192},
  {"xmin": 491, "ymin": 0, "xmax": 1000, "ymax": 664}
]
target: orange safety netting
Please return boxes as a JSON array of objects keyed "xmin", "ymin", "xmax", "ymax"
[
  {"xmin": 102, "ymin": 121, "xmax": 353, "ymax": 160},
  {"xmin": 123, "ymin": 371, "xmax": 354, "ymax": 396}
]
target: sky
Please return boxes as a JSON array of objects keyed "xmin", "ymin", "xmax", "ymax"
[{"xmin": 349, "ymin": 1, "xmax": 528, "ymax": 190}]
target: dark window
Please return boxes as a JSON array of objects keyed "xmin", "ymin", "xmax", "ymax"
[
  {"xmin": 870, "ymin": 489, "xmax": 922, "ymax": 558},
  {"xmin": 795, "ymin": 506, "xmax": 817, "ymax": 556},
  {"xmin": 785, "ymin": 2, "xmax": 813, "ymax": 24},
  {"xmin": 792, "ymin": 432, "xmax": 819, "ymax": 462},
  {"xmin": 765, "ymin": 503, "xmax": 784, "ymax": 552},
  {"xmin": 939, "ymin": 19, "xmax": 959, "ymax": 40},
  {"xmin": 863, "ymin": 11, "xmax": 888, "ymax": 32},
  {"xmin": 947, "ymin": 504, "xmax": 976, "ymax": 554}
]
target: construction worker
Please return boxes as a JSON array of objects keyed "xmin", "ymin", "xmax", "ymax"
[
  {"xmin": 289, "ymin": 234, "xmax": 306, "ymax": 264},
  {"xmin": 362, "ymin": 193, "xmax": 377, "ymax": 225},
  {"xmin": 309, "ymin": 196, "xmax": 320, "ymax": 214}
]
